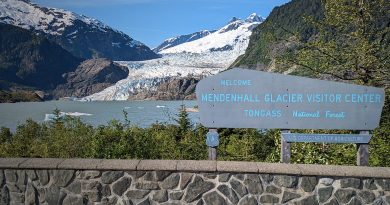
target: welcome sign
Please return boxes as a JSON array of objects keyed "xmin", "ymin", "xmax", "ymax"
[{"xmin": 196, "ymin": 68, "xmax": 385, "ymax": 130}]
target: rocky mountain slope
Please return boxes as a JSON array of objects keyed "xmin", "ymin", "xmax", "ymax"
[
  {"xmin": 0, "ymin": 23, "xmax": 82, "ymax": 90},
  {"xmin": 231, "ymin": 0, "xmax": 324, "ymax": 70},
  {"xmin": 0, "ymin": 23, "xmax": 129, "ymax": 101},
  {"xmin": 53, "ymin": 58, "xmax": 129, "ymax": 99},
  {"xmin": 85, "ymin": 14, "xmax": 264, "ymax": 101},
  {"xmin": 0, "ymin": 0, "xmax": 158, "ymax": 60}
]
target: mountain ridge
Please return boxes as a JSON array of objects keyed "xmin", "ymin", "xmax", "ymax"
[{"xmin": 0, "ymin": 0, "xmax": 159, "ymax": 61}]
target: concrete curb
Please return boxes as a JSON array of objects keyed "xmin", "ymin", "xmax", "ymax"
[{"xmin": 1, "ymin": 158, "xmax": 389, "ymax": 178}]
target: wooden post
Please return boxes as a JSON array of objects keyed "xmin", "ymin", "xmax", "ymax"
[
  {"xmin": 281, "ymin": 130, "xmax": 291, "ymax": 163},
  {"xmin": 208, "ymin": 147, "xmax": 217, "ymax": 160},
  {"xmin": 357, "ymin": 130, "xmax": 369, "ymax": 166}
]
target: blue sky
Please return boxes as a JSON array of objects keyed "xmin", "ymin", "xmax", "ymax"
[{"xmin": 32, "ymin": 0, "xmax": 290, "ymax": 48}]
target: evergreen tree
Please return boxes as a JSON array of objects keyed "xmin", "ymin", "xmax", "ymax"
[{"xmin": 175, "ymin": 104, "xmax": 191, "ymax": 138}]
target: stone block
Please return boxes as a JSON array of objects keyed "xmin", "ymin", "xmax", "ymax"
[
  {"xmin": 203, "ymin": 191, "xmax": 226, "ymax": 205},
  {"xmin": 101, "ymin": 184, "xmax": 111, "ymax": 197},
  {"xmin": 58, "ymin": 158, "xmax": 103, "ymax": 170},
  {"xmin": 260, "ymin": 194, "xmax": 279, "ymax": 203},
  {"xmin": 294, "ymin": 195, "xmax": 319, "ymax": 205},
  {"xmin": 238, "ymin": 195, "xmax": 258, "ymax": 205},
  {"xmin": 217, "ymin": 185, "xmax": 239, "ymax": 204},
  {"xmin": 230, "ymin": 178, "xmax": 248, "ymax": 197},
  {"xmin": 218, "ymin": 173, "xmax": 231, "ymax": 182},
  {"xmin": 81, "ymin": 180, "xmax": 102, "ymax": 192},
  {"xmin": 180, "ymin": 173, "xmax": 193, "ymax": 190},
  {"xmin": 274, "ymin": 175, "xmax": 298, "ymax": 188},
  {"xmin": 66, "ymin": 180, "xmax": 81, "ymax": 194},
  {"xmin": 318, "ymin": 186, "xmax": 333, "ymax": 203},
  {"xmin": 155, "ymin": 171, "xmax": 172, "ymax": 181},
  {"xmin": 169, "ymin": 191, "xmax": 184, "ymax": 200},
  {"xmin": 112, "ymin": 177, "xmax": 131, "ymax": 196},
  {"xmin": 203, "ymin": 173, "xmax": 217, "ymax": 179},
  {"xmin": 334, "ymin": 189, "xmax": 356, "ymax": 203},
  {"xmin": 300, "ymin": 176, "xmax": 317, "ymax": 192},
  {"xmin": 25, "ymin": 182, "xmax": 38, "ymax": 205},
  {"xmin": 4, "ymin": 170, "xmax": 17, "ymax": 183},
  {"xmin": 160, "ymin": 173, "xmax": 180, "ymax": 189},
  {"xmin": 244, "ymin": 177, "xmax": 263, "ymax": 195},
  {"xmin": 152, "ymin": 190, "xmax": 168, "ymax": 203},
  {"xmin": 346, "ymin": 197, "xmax": 362, "ymax": 205},
  {"xmin": 101, "ymin": 171, "xmax": 124, "ymax": 184},
  {"xmin": 135, "ymin": 182, "xmax": 159, "ymax": 190},
  {"xmin": 319, "ymin": 178, "xmax": 334, "ymax": 186},
  {"xmin": 282, "ymin": 191, "xmax": 301, "ymax": 203},
  {"xmin": 363, "ymin": 179, "xmax": 377, "ymax": 190},
  {"xmin": 125, "ymin": 190, "xmax": 150, "ymax": 199},
  {"xmin": 177, "ymin": 160, "xmax": 216, "ymax": 172},
  {"xmin": 83, "ymin": 191, "xmax": 102, "ymax": 202},
  {"xmin": 79, "ymin": 171, "xmax": 101, "ymax": 179},
  {"xmin": 358, "ymin": 190, "xmax": 375, "ymax": 203},
  {"xmin": 137, "ymin": 160, "xmax": 177, "ymax": 171},
  {"xmin": 63, "ymin": 194, "xmax": 83, "ymax": 205},
  {"xmin": 340, "ymin": 178, "xmax": 361, "ymax": 189},
  {"xmin": 217, "ymin": 161, "xmax": 257, "ymax": 173},
  {"xmin": 19, "ymin": 158, "xmax": 64, "ymax": 169},
  {"xmin": 183, "ymin": 176, "xmax": 214, "ymax": 203},
  {"xmin": 127, "ymin": 171, "xmax": 146, "ymax": 179},
  {"xmin": 97, "ymin": 159, "xmax": 139, "ymax": 170},
  {"xmin": 50, "ymin": 170, "xmax": 75, "ymax": 187},
  {"xmin": 265, "ymin": 185, "xmax": 282, "ymax": 194},
  {"xmin": 258, "ymin": 162, "xmax": 301, "ymax": 175},
  {"xmin": 376, "ymin": 179, "xmax": 390, "ymax": 191},
  {"xmin": 36, "ymin": 170, "xmax": 49, "ymax": 186},
  {"xmin": 0, "ymin": 170, "xmax": 3, "ymax": 186},
  {"xmin": 0, "ymin": 158, "xmax": 27, "ymax": 169}
]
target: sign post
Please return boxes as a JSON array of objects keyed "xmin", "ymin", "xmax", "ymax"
[
  {"xmin": 357, "ymin": 131, "xmax": 370, "ymax": 166},
  {"xmin": 206, "ymin": 129, "xmax": 219, "ymax": 160},
  {"xmin": 281, "ymin": 130, "xmax": 291, "ymax": 163},
  {"xmin": 196, "ymin": 68, "xmax": 385, "ymax": 165}
]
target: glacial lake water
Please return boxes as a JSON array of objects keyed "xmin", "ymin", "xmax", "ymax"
[{"xmin": 0, "ymin": 100, "xmax": 199, "ymax": 131}]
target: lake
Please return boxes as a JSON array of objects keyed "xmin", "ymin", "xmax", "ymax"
[{"xmin": 0, "ymin": 100, "xmax": 199, "ymax": 131}]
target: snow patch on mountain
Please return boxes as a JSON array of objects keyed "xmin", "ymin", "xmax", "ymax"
[
  {"xmin": 153, "ymin": 30, "xmax": 216, "ymax": 53},
  {"xmin": 0, "ymin": 0, "xmax": 109, "ymax": 35},
  {"xmin": 160, "ymin": 13, "xmax": 263, "ymax": 54}
]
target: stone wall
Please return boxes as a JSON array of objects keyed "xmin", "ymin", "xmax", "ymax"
[{"xmin": 0, "ymin": 158, "xmax": 389, "ymax": 205}]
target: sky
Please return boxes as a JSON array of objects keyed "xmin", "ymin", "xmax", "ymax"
[{"xmin": 32, "ymin": 0, "xmax": 291, "ymax": 48}]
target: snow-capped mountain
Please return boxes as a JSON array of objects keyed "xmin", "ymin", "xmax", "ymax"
[
  {"xmin": 159, "ymin": 14, "xmax": 264, "ymax": 54},
  {"xmin": 0, "ymin": 0, "xmax": 158, "ymax": 60},
  {"xmin": 153, "ymin": 30, "xmax": 216, "ymax": 53},
  {"xmin": 83, "ymin": 13, "xmax": 264, "ymax": 101}
]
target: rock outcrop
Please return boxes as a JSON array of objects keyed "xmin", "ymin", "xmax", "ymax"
[
  {"xmin": 127, "ymin": 77, "xmax": 199, "ymax": 100},
  {"xmin": 53, "ymin": 58, "xmax": 129, "ymax": 98}
]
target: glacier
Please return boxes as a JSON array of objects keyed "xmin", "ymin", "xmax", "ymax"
[{"xmin": 83, "ymin": 13, "xmax": 264, "ymax": 101}]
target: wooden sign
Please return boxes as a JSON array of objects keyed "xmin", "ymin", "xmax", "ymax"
[{"xmin": 196, "ymin": 68, "xmax": 385, "ymax": 130}]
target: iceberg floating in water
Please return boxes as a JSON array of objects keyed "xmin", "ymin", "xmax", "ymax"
[
  {"xmin": 156, "ymin": 105, "xmax": 166, "ymax": 108},
  {"xmin": 44, "ymin": 112, "xmax": 92, "ymax": 121}
]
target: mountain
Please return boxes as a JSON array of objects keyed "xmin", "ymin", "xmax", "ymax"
[
  {"xmin": 0, "ymin": 23, "xmax": 129, "ymax": 102},
  {"xmin": 0, "ymin": 23, "xmax": 82, "ymax": 90},
  {"xmin": 153, "ymin": 30, "xmax": 216, "ymax": 53},
  {"xmin": 0, "ymin": 0, "xmax": 159, "ymax": 61},
  {"xmin": 84, "ymin": 13, "xmax": 264, "ymax": 101},
  {"xmin": 231, "ymin": 0, "xmax": 324, "ymax": 70},
  {"xmin": 159, "ymin": 13, "xmax": 264, "ymax": 54}
]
